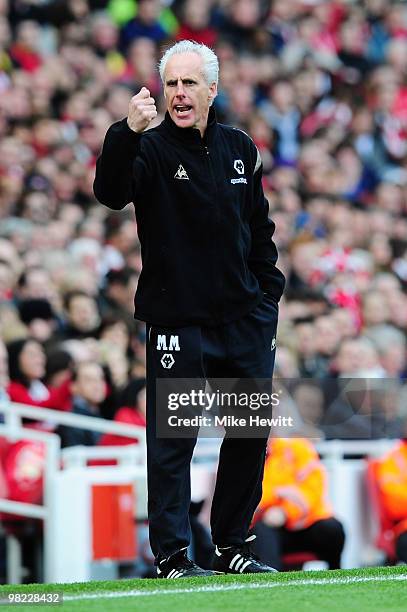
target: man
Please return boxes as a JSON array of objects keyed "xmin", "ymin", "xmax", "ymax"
[
  {"xmin": 18, "ymin": 298, "xmax": 58, "ymax": 345},
  {"xmin": 58, "ymin": 290, "xmax": 101, "ymax": 341},
  {"xmin": 252, "ymin": 438, "xmax": 345, "ymax": 570},
  {"xmin": 57, "ymin": 361, "xmax": 106, "ymax": 448},
  {"xmin": 17, "ymin": 265, "xmax": 55, "ymax": 302},
  {"xmin": 94, "ymin": 40, "xmax": 285, "ymax": 578},
  {"xmin": 99, "ymin": 267, "xmax": 140, "ymax": 331},
  {"xmin": 374, "ymin": 439, "xmax": 407, "ymax": 564}
]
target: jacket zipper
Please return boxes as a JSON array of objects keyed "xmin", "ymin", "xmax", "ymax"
[{"xmin": 204, "ymin": 144, "xmax": 222, "ymax": 321}]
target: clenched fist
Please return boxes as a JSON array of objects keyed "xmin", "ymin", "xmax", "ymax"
[{"xmin": 127, "ymin": 87, "xmax": 157, "ymax": 133}]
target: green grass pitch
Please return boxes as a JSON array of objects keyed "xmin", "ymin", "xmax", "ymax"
[{"xmin": 0, "ymin": 566, "xmax": 406, "ymax": 611}]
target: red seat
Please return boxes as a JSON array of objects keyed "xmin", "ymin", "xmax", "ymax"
[
  {"xmin": 282, "ymin": 551, "xmax": 319, "ymax": 570},
  {"xmin": 365, "ymin": 459, "xmax": 396, "ymax": 562}
]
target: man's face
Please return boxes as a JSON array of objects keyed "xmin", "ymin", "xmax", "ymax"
[
  {"xmin": 164, "ymin": 52, "xmax": 217, "ymax": 136},
  {"xmin": 19, "ymin": 341, "xmax": 46, "ymax": 381},
  {"xmin": 72, "ymin": 362, "xmax": 106, "ymax": 406},
  {"xmin": 68, "ymin": 295, "xmax": 100, "ymax": 332},
  {"xmin": 23, "ymin": 268, "xmax": 51, "ymax": 299}
]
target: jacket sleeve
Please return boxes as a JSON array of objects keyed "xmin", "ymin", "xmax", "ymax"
[
  {"xmin": 93, "ymin": 118, "xmax": 150, "ymax": 210},
  {"xmin": 377, "ymin": 450, "xmax": 407, "ymax": 521},
  {"xmin": 248, "ymin": 146, "xmax": 285, "ymax": 302}
]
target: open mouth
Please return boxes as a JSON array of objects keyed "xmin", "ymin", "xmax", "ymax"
[{"xmin": 174, "ymin": 104, "xmax": 193, "ymax": 117}]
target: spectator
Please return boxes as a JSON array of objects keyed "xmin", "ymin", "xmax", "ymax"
[
  {"xmin": 99, "ymin": 377, "xmax": 146, "ymax": 446},
  {"xmin": 293, "ymin": 317, "xmax": 318, "ymax": 378},
  {"xmin": 375, "ymin": 439, "xmax": 407, "ymax": 564},
  {"xmin": 44, "ymin": 348, "xmax": 74, "ymax": 388},
  {"xmin": 176, "ymin": 0, "xmax": 217, "ymax": 48},
  {"xmin": 120, "ymin": 0, "xmax": 168, "ymax": 52},
  {"xmin": 365, "ymin": 324, "xmax": 407, "ymax": 378},
  {"xmin": 99, "ymin": 267, "xmax": 139, "ymax": 330},
  {"xmin": 120, "ymin": 37, "xmax": 161, "ymax": 97},
  {"xmin": 252, "ymin": 438, "xmax": 345, "ymax": 570},
  {"xmin": 333, "ymin": 337, "xmax": 386, "ymax": 378},
  {"xmin": 17, "ymin": 298, "xmax": 58, "ymax": 345},
  {"xmin": 9, "ymin": 0, "xmax": 89, "ymax": 28},
  {"xmin": 219, "ymin": 0, "xmax": 264, "ymax": 53},
  {"xmin": 102, "ymin": 217, "xmax": 138, "ymax": 273},
  {"xmin": 6, "ymin": 338, "xmax": 71, "ymax": 411},
  {"xmin": 361, "ymin": 290, "xmax": 390, "ymax": 328},
  {"xmin": 323, "ymin": 338, "xmax": 402, "ymax": 440},
  {"xmin": 259, "ymin": 79, "xmax": 301, "ymax": 163},
  {"xmin": 16, "ymin": 266, "xmax": 56, "ymax": 303},
  {"xmin": 57, "ymin": 360, "xmax": 107, "ymax": 448},
  {"xmin": 58, "ymin": 290, "xmax": 101, "ymax": 341},
  {"xmin": 90, "ymin": 11, "xmax": 123, "ymax": 72},
  {"xmin": 312, "ymin": 314, "xmax": 342, "ymax": 378}
]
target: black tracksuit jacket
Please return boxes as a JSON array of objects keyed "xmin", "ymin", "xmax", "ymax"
[{"xmin": 93, "ymin": 107, "xmax": 285, "ymax": 327}]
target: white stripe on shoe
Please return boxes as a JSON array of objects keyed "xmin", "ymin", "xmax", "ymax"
[
  {"xmin": 229, "ymin": 554, "xmax": 242, "ymax": 570},
  {"xmin": 167, "ymin": 569, "xmax": 178, "ymax": 579},
  {"xmin": 168, "ymin": 570, "xmax": 186, "ymax": 579},
  {"xmin": 234, "ymin": 557, "xmax": 245, "ymax": 572},
  {"xmin": 239, "ymin": 560, "xmax": 252, "ymax": 573}
]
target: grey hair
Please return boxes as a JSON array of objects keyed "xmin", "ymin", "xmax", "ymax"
[
  {"xmin": 158, "ymin": 40, "xmax": 219, "ymax": 87},
  {"xmin": 365, "ymin": 324, "xmax": 407, "ymax": 354}
]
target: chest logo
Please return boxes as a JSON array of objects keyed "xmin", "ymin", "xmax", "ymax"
[
  {"xmin": 234, "ymin": 160, "xmax": 245, "ymax": 175},
  {"xmin": 174, "ymin": 164, "xmax": 189, "ymax": 180}
]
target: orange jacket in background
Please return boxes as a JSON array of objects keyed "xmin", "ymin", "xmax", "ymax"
[
  {"xmin": 257, "ymin": 438, "xmax": 333, "ymax": 531},
  {"xmin": 376, "ymin": 440, "xmax": 407, "ymax": 537}
]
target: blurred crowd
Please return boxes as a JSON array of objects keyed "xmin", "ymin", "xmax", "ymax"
[{"xmin": 1, "ymin": 0, "xmax": 407, "ymax": 437}]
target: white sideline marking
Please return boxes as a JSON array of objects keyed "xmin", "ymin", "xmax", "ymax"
[{"xmin": 63, "ymin": 573, "xmax": 407, "ymax": 601}]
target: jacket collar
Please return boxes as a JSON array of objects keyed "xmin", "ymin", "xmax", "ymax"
[{"xmin": 162, "ymin": 106, "xmax": 218, "ymax": 146}]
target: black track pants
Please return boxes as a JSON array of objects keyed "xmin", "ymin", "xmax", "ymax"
[{"xmin": 146, "ymin": 296, "xmax": 279, "ymax": 558}]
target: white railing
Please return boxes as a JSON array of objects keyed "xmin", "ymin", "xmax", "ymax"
[
  {"xmin": 191, "ymin": 437, "xmax": 397, "ymax": 462},
  {"xmin": 0, "ymin": 399, "xmax": 147, "ymax": 583},
  {"xmin": 61, "ymin": 444, "xmax": 145, "ymax": 468},
  {"xmin": 0, "ymin": 399, "xmax": 147, "ymax": 520},
  {"xmin": 1, "ymin": 401, "xmax": 146, "ymax": 443},
  {"xmin": 315, "ymin": 439, "xmax": 396, "ymax": 459}
]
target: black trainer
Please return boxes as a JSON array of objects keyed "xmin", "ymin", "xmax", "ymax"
[
  {"xmin": 156, "ymin": 548, "xmax": 218, "ymax": 579},
  {"xmin": 213, "ymin": 535, "xmax": 278, "ymax": 574}
]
